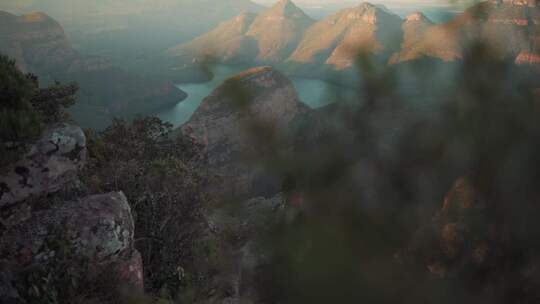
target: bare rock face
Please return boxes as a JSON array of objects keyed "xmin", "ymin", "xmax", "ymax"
[
  {"xmin": 404, "ymin": 176, "xmax": 494, "ymax": 279},
  {"xmin": 183, "ymin": 66, "xmax": 307, "ymax": 197},
  {"xmin": 0, "ymin": 123, "xmax": 86, "ymax": 207}
]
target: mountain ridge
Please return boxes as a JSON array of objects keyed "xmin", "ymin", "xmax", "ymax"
[
  {"xmin": 287, "ymin": 2, "xmax": 404, "ymax": 70},
  {"xmin": 168, "ymin": 0, "xmax": 315, "ymax": 64}
]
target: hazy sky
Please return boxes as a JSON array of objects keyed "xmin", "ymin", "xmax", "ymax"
[
  {"xmin": 253, "ymin": 0, "xmax": 454, "ymax": 8},
  {"xmin": 253, "ymin": 0, "xmax": 445, "ymax": 2}
]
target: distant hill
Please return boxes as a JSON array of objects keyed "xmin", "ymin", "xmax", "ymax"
[
  {"xmin": 0, "ymin": 11, "xmax": 186, "ymax": 129},
  {"xmin": 0, "ymin": 0, "xmax": 265, "ymax": 77},
  {"xmin": 390, "ymin": 1, "xmax": 540, "ymax": 64}
]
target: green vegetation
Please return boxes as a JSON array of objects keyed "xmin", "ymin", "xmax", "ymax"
[
  {"xmin": 0, "ymin": 55, "xmax": 78, "ymax": 167},
  {"xmin": 0, "ymin": 55, "xmax": 41, "ymax": 143}
]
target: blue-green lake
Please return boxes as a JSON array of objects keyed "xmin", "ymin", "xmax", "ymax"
[{"xmin": 157, "ymin": 64, "xmax": 356, "ymax": 127}]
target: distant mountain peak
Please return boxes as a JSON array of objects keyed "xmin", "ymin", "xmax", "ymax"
[
  {"xmin": 405, "ymin": 12, "xmax": 431, "ymax": 23},
  {"xmin": 354, "ymin": 2, "xmax": 378, "ymax": 12},
  {"xmin": 268, "ymin": 0, "xmax": 308, "ymax": 18},
  {"xmin": 356, "ymin": 2, "xmax": 376, "ymax": 8},
  {"xmin": 20, "ymin": 11, "xmax": 54, "ymax": 23},
  {"xmin": 244, "ymin": 0, "xmax": 314, "ymax": 62}
]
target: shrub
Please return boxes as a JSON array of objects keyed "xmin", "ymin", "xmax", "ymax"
[
  {"xmin": 0, "ymin": 55, "xmax": 78, "ymax": 167},
  {"xmin": 0, "ymin": 55, "xmax": 41, "ymax": 143}
]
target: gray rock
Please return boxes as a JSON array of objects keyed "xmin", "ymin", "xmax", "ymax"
[
  {"xmin": 0, "ymin": 123, "xmax": 86, "ymax": 207},
  {"xmin": 0, "ymin": 192, "xmax": 134, "ymax": 265}
]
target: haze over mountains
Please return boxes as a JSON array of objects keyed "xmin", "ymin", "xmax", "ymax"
[
  {"xmin": 169, "ymin": 0, "xmax": 315, "ymax": 64},
  {"xmin": 1, "ymin": 0, "xmax": 539, "ymax": 130},
  {"xmin": 0, "ymin": 0, "xmax": 264, "ymax": 72},
  {"xmin": 169, "ymin": 1, "xmax": 404, "ymax": 69},
  {"xmin": 0, "ymin": 10, "xmax": 185, "ymax": 129}
]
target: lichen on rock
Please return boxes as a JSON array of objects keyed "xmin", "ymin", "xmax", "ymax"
[{"xmin": 0, "ymin": 123, "xmax": 86, "ymax": 207}]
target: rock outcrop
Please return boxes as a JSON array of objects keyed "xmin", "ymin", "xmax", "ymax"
[
  {"xmin": 182, "ymin": 66, "xmax": 308, "ymax": 197},
  {"xmin": 0, "ymin": 124, "xmax": 86, "ymax": 207},
  {"xmin": 402, "ymin": 175, "xmax": 540, "ymax": 302},
  {"xmin": 1, "ymin": 192, "xmax": 136, "ymax": 267},
  {"xmin": 0, "ymin": 124, "xmax": 142, "ymax": 302},
  {"xmin": 516, "ymin": 50, "xmax": 540, "ymax": 66}
]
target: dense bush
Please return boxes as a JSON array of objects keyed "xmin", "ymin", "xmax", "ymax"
[{"xmin": 82, "ymin": 117, "xmax": 210, "ymax": 300}]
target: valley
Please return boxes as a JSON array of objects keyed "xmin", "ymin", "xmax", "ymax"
[{"xmin": 1, "ymin": 1, "xmax": 540, "ymax": 303}]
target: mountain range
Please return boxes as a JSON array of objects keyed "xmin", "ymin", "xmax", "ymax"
[
  {"xmin": 0, "ymin": 0, "xmax": 265, "ymax": 76},
  {"xmin": 170, "ymin": 0, "xmax": 540, "ymax": 74},
  {"xmin": 168, "ymin": 0, "xmax": 315, "ymax": 63}
]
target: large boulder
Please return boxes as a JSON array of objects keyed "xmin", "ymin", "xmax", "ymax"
[
  {"xmin": 1, "ymin": 192, "xmax": 134, "ymax": 265},
  {"xmin": 0, "ymin": 192, "xmax": 143, "ymax": 302}
]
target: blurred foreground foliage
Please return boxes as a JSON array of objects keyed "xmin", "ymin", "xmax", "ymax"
[{"xmin": 219, "ymin": 41, "xmax": 540, "ymax": 304}]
